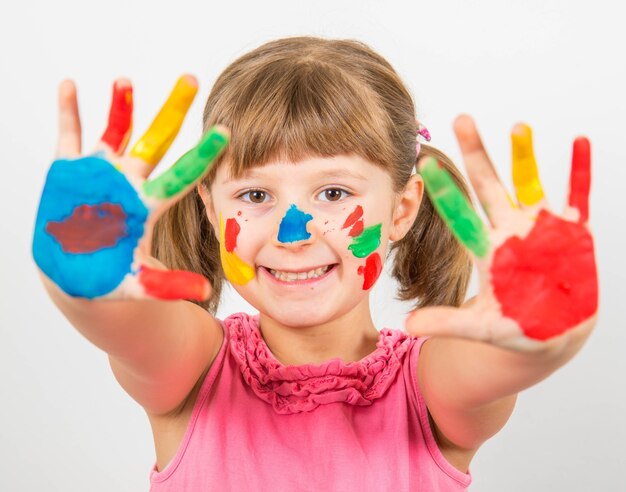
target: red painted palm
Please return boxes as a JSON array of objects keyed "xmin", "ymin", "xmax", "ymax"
[{"xmin": 406, "ymin": 116, "xmax": 597, "ymax": 351}]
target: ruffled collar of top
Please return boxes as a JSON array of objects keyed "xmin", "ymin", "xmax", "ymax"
[{"xmin": 224, "ymin": 312, "xmax": 414, "ymax": 414}]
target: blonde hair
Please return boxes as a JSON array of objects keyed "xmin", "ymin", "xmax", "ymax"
[{"xmin": 153, "ymin": 36, "xmax": 472, "ymax": 313}]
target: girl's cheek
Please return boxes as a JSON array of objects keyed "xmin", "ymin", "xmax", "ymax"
[
  {"xmin": 336, "ymin": 204, "xmax": 386, "ymax": 291},
  {"xmin": 219, "ymin": 212, "xmax": 256, "ymax": 285}
]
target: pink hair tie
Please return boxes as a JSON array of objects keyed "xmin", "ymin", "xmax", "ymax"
[{"xmin": 415, "ymin": 120, "xmax": 431, "ymax": 155}]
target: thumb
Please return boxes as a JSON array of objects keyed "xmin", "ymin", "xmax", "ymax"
[
  {"xmin": 404, "ymin": 305, "xmax": 491, "ymax": 341},
  {"xmin": 136, "ymin": 264, "xmax": 211, "ymax": 301}
]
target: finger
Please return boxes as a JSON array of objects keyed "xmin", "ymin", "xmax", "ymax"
[
  {"xmin": 129, "ymin": 75, "xmax": 198, "ymax": 168},
  {"xmin": 96, "ymin": 79, "xmax": 133, "ymax": 155},
  {"xmin": 419, "ymin": 156, "xmax": 490, "ymax": 258},
  {"xmin": 137, "ymin": 264, "xmax": 211, "ymax": 301},
  {"xmin": 56, "ymin": 80, "xmax": 82, "ymax": 158},
  {"xmin": 454, "ymin": 115, "xmax": 515, "ymax": 226},
  {"xmin": 511, "ymin": 123, "xmax": 547, "ymax": 208},
  {"xmin": 405, "ymin": 306, "xmax": 534, "ymax": 351},
  {"xmin": 405, "ymin": 306, "xmax": 488, "ymax": 340},
  {"xmin": 567, "ymin": 137, "xmax": 591, "ymax": 223},
  {"xmin": 142, "ymin": 125, "xmax": 229, "ymax": 201}
]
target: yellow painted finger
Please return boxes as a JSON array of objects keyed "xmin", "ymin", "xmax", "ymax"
[
  {"xmin": 130, "ymin": 75, "xmax": 198, "ymax": 166},
  {"xmin": 219, "ymin": 214, "xmax": 255, "ymax": 285},
  {"xmin": 511, "ymin": 124, "xmax": 545, "ymax": 206}
]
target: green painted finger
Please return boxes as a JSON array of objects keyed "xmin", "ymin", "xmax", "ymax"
[
  {"xmin": 143, "ymin": 126, "xmax": 229, "ymax": 200},
  {"xmin": 420, "ymin": 157, "xmax": 490, "ymax": 258}
]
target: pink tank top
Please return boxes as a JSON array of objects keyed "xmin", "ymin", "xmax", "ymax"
[{"xmin": 149, "ymin": 313, "xmax": 471, "ymax": 491}]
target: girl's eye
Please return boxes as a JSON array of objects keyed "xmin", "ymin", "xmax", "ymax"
[
  {"xmin": 239, "ymin": 190, "xmax": 269, "ymax": 203},
  {"xmin": 319, "ymin": 188, "xmax": 349, "ymax": 202}
]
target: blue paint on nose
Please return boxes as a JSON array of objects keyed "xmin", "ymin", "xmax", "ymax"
[{"xmin": 277, "ymin": 204, "xmax": 313, "ymax": 243}]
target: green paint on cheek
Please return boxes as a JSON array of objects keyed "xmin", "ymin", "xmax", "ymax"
[
  {"xmin": 420, "ymin": 156, "xmax": 490, "ymax": 258},
  {"xmin": 142, "ymin": 126, "xmax": 229, "ymax": 200},
  {"xmin": 348, "ymin": 223, "xmax": 382, "ymax": 258}
]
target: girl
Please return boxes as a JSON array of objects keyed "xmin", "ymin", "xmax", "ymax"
[{"xmin": 33, "ymin": 36, "xmax": 598, "ymax": 491}]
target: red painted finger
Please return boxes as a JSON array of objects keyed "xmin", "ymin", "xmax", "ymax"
[
  {"xmin": 568, "ymin": 137, "xmax": 591, "ymax": 223},
  {"xmin": 138, "ymin": 265, "xmax": 211, "ymax": 301},
  {"xmin": 100, "ymin": 80, "xmax": 133, "ymax": 154}
]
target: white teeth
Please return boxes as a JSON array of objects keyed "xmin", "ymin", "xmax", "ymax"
[{"xmin": 269, "ymin": 265, "xmax": 331, "ymax": 282}]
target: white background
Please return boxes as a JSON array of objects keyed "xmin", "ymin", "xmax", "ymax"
[{"xmin": 1, "ymin": 0, "xmax": 624, "ymax": 490}]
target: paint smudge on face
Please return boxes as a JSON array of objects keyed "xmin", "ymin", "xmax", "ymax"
[
  {"xmin": 277, "ymin": 204, "xmax": 313, "ymax": 243},
  {"xmin": 100, "ymin": 81, "xmax": 133, "ymax": 153},
  {"xmin": 224, "ymin": 217, "xmax": 240, "ymax": 253},
  {"xmin": 32, "ymin": 156, "xmax": 148, "ymax": 298},
  {"xmin": 46, "ymin": 203, "xmax": 128, "ymax": 253},
  {"xmin": 219, "ymin": 214, "xmax": 255, "ymax": 285},
  {"xmin": 358, "ymin": 252, "xmax": 382, "ymax": 290},
  {"xmin": 138, "ymin": 264, "xmax": 209, "ymax": 301},
  {"xmin": 491, "ymin": 210, "xmax": 597, "ymax": 340},
  {"xmin": 348, "ymin": 220, "xmax": 363, "ymax": 237},
  {"xmin": 342, "ymin": 205, "xmax": 363, "ymax": 229},
  {"xmin": 342, "ymin": 205, "xmax": 365, "ymax": 237},
  {"xmin": 348, "ymin": 224, "xmax": 382, "ymax": 258},
  {"xmin": 237, "ymin": 210, "xmax": 242, "ymax": 216}
]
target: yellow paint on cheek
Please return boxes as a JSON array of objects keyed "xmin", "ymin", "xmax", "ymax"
[
  {"xmin": 512, "ymin": 124, "xmax": 545, "ymax": 206},
  {"xmin": 219, "ymin": 215, "xmax": 255, "ymax": 285}
]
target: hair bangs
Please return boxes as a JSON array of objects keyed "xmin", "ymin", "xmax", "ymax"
[{"xmin": 203, "ymin": 58, "xmax": 397, "ymax": 181}]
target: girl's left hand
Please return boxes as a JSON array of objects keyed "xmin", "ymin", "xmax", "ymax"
[{"xmin": 405, "ymin": 115, "xmax": 598, "ymax": 352}]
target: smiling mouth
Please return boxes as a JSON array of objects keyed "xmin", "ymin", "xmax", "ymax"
[{"xmin": 264, "ymin": 264, "xmax": 336, "ymax": 282}]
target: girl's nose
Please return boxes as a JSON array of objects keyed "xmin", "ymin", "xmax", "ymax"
[{"xmin": 272, "ymin": 204, "xmax": 316, "ymax": 248}]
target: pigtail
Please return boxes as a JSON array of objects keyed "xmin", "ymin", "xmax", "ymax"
[{"xmin": 390, "ymin": 144, "xmax": 473, "ymax": 309}]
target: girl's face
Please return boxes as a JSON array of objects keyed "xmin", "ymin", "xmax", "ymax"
[{"xmin": 203, "ymin": 154, "xmax": 420, "ymax": 328}]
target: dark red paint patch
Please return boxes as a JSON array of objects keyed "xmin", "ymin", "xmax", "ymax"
[
  {"xmin": 225, "ymin": 217, "xmax": 240, "ymax": 252},
  {"xmin": 46, "ymin": 203, "xmax": 127, "ymax": 253},
  {"xmin": 139, "ymin": 265, "xmax": 209, "ymax": 301},
  {"xmin": 100, "ymin": 82, "xmax": 133, "ymax": 153},
  {"xmin": 491, "ymin": 210, "xmax": 598, "ymax": 340},
  {"xmin": 358, "ymin": 252, "xmax": 382, "ymax": 290},
  {"xmin": 342, "ymin": 205, "xmax": 363, "ymax": 230},
  {"xmin": 568, "ymin": 137, "xmax": 591, "ymax": 223},
  {"xmin": 237, "ymin": 210, "xmax": 242, "ymax": 216}
]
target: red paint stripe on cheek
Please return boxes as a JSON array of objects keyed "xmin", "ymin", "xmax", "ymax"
[
  {"xmin": 491, "ymin": 210, "xmax": 598, "ymax": 340},
  {"xmin": 224, "ymin": 217, "xmax": 241, "ymax": 252},
  {"xmin": 349, "ymin": 219, "xmax": 364, "ymax": 237},
  {"xmin": 138, "ymin": 265, "xmax": 210, "ymax": 301},
  {"xmin": 101, "ymin": 83, "xmax": 133, "ymax": 152},
  {"xmin": 342, "ymin": 205, "xmax": 363, "ymax": 229},
  {"xmin": 357, "ymin": 252, "xmax": 382, "ymax": 290},
  {"xmin": 46, "ymin": 203, "xmax": 127, "ymax": 253}
]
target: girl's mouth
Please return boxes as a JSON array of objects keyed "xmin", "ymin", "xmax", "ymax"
[{"xmin": 261, "ymin": 264, "xmax": 338, "ymax": 284}]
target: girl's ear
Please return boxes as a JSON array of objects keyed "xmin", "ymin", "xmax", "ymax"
[
  {"xmin": 389, "ymin": 173, "xmax": 424, "ymax": 241},
  {"xmin": 197, "ymin": 183, "xmax": 218, "ymax": 230}
]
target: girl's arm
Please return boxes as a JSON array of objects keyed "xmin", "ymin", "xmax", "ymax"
[
  {"xmin": 41, "ymin": 274, "xmax": 223, "ymax": 416},
  {"xmin": 418, "ymin": 320, "xmax": 592, "ymax": 452},
  {"xmin": 407, "ymin": 115, "xmax": 598, "ymax": 454},
  {"xmin": 34, "ymin": 78, "xmax": 228, "ymax": 416}
]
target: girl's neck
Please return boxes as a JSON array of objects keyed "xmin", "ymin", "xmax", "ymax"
[{"xmin": 258, "ymin": 302, "xmax": 380, "ymax": 366}]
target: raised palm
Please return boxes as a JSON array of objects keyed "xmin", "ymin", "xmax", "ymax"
[
  {"xmin": 33, "ymin": 76, "xmax": 229, "ymax": 301},
  {"xmin": 406, "ymin": 116, "xmax": 598, "ymax": 351}
]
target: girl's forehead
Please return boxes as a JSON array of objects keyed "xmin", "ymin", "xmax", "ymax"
[{"xmin": 217, "ymin": 154, "xmax": 389, "ymax": 184}]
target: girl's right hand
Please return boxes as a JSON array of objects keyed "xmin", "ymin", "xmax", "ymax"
[{"xmin": 32, "ymin": 76, "xmax": 229, "ymax": 302}]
